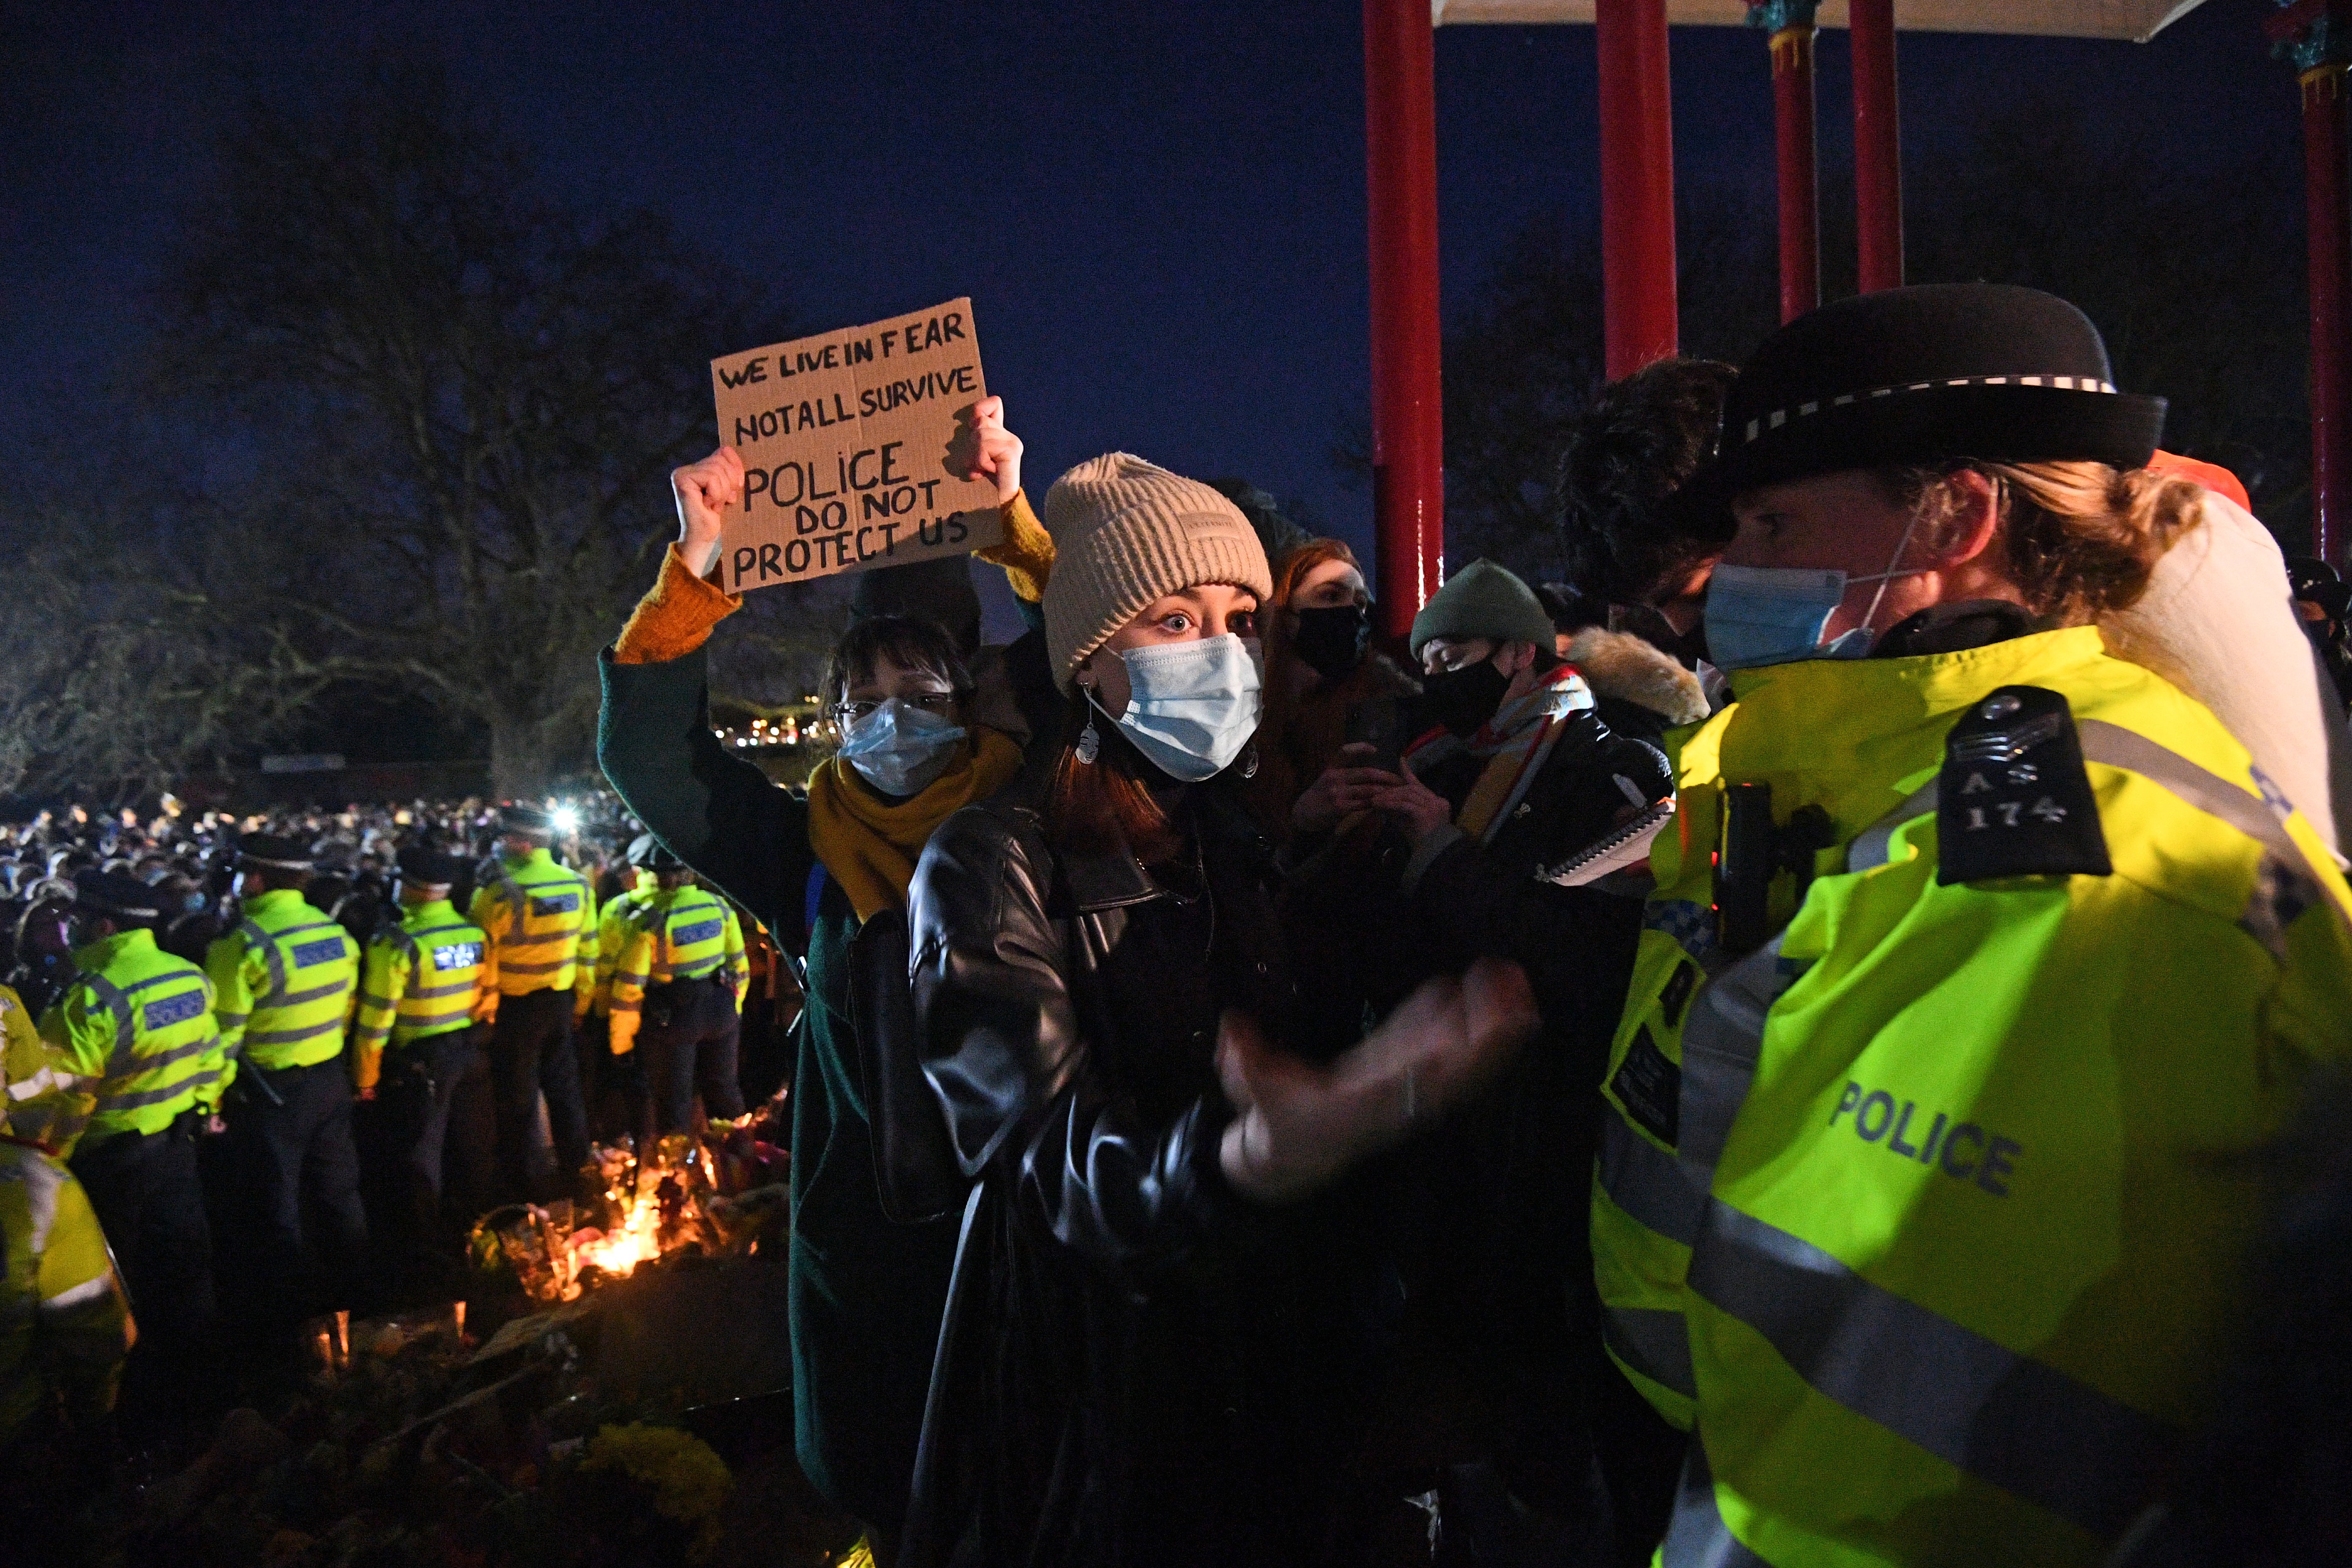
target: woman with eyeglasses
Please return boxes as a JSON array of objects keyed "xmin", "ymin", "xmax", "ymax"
[{"xmin": 597, "ymin": 405, "xmax": 1043, "ymax": 1565}]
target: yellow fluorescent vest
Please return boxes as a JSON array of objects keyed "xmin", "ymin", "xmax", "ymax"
[
  {"xmin": 1590, "ymin": 628, "xmax": 2352, "ymax": 1566},
  {"xmin": 0, "ymin": 984, "xmax": 91, "ymax": 1156},
  {"xmin": 350, "ymin": 900, "xmax": 495, "ymax": 1092},
  {"xmin": 0, "ymin": 1141, "xmax": 132, "ymax": 1437},
  {"xmin": 589, "ymin": 872, "xmax": 656, "ymax": 1021},
  {"xmin": 41, "ymin": 930, "xmax": 225, "ymax": 1139},
  {"xmin": 604, "ymin": 885, "xmax": 747, "ymax": 1056},
  {"xmin": 471, "ymin": 849, "xmax": 598, "ymax": 1003},
  {"xmin": 206, "ymin": 889, "xmax": 359, "ymax": 1085}
]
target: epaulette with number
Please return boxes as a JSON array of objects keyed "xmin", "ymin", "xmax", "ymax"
[{"xmin": 1937, "ymin": 686, "xmax": 2112, "ymax": 885}]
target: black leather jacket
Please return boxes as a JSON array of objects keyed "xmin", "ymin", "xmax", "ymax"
[{"xmin": 902, "ymin": 773, "xmax": 1371, "ymax": 1567}]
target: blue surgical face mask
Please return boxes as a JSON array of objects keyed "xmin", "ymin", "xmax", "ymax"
[
  {"xmin": 837, "ymin": 697, "xmax": 968, "ymax": 798},
  {"xmin": 1702, "ymin": 514, "xmax": 1927, "ymax": 671},
  {"xmin": 1096, "ymin": 634, "xmax": 1263, "ymax": 782}
]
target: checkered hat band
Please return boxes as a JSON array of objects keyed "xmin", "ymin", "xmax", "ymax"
[{"xmin": 1743, "ymin": 375, "xmax": 2120, "ymax": 444}]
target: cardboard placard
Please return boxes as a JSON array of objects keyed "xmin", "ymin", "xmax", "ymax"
[{"xmin": 710, "ymin": 297, "xmax": 1002, "ymax": 593}]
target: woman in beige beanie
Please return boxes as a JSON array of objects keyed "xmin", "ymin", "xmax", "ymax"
[{"xmin": 901, "ymin": 453, "xmax": 1536, "ymax": 1565}]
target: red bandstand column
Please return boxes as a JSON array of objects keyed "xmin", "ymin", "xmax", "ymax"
[
  {"xmin": 1597, "ymin": 0, "xmax": 1680, "ymax": 379},
  {"xmin": 1850, "ymin": 0, "xmax": 1904, "ymax": 294},
  {"xmin": 1364, "ymin": 0, "xmax": 1447, "ymax": 632},
  {"xmin": 1751, "ymin": 0, "xmax": 1822, "ymax": 321}
]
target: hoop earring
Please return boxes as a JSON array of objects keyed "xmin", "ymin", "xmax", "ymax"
[{"xmin": 1239, "ymin": 741, "xmax": 1259, "ymax": 780}]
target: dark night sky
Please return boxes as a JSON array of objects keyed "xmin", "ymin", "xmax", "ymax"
[{"xmin": 1, "ymin": 0, "xmax": 2301, "ymax": 581}]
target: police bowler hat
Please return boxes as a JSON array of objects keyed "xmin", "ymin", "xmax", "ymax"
[
  {"xmin": 238, "ymin": 833, "xmax": 314, "ymax": 873},
  {"xmin": 496, "ymin": 804, "xmax": 557, "ymax": 839},
  {"xmin": 1708, "ymin": 283, "xmax": 2167, "ymax": 501},
  {"xmin": 396, "ymin": 847, "xmax": 468, "ymax": 890},
  {"xmin": 73, "ymin": 871, "xmax": 163, "ymax": 924},
  {"xmin": 626, "ymin": 834, "xmax": 686, "ymax": 873}
]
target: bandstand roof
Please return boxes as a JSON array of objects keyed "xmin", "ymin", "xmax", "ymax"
[{"xmin": 1431, "ymin": 0, "xmax": 2208, "ymax": 42}]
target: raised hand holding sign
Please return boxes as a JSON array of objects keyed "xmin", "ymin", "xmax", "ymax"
[{"xmin": 704, "ymin": 297, "xmax": 1004, "ymax": 591}]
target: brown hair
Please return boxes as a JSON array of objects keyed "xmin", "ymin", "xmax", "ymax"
[
  {"xmin": 822, "ymin": 615, "xmax": 973, "ymax": 713},
  {"xmin": 1875, "ymin": 461, "xmax": 2205, "ymax": 625},
  {"xmin": 1270, "ymin": 538, "xmax": 1362, "ymax": 609},
  {"xmin": 1042, "ymin": 690, "xmax": 1184, "ymax": 864}
]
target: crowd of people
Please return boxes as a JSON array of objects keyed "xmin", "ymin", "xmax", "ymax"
[
  {"xmin": 0, "ymin": 787, "xmax": 799, "ymax": 1518},
  {"xmin": 11, "ymin": 280, "xmax": 2352, "ymax": 1567}
]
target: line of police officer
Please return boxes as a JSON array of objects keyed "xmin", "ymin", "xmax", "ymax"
[{"xmin": 0, "ymin": 802, "xmax": 752, "ymax": 1442}]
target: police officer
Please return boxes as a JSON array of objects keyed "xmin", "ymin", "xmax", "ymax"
[
  {"xmin": 587, "ymin": 853, "xmax": 658, "ymax": 1140},
  {"xmin": 41, "ymin": 871, "xmax": 223, "ymax": 1415},
  {"xmin": 469, "ymin": 805, "xmax": 596, "ymax": 1201},
  {"xmin": 204, "ymin": 835, "xmax": 366, "ymax": 1320},
  {"xmin": 1582, "ymin": 285, "xmax": 2352, "ymax": 1565},
  {"xmin": 1, "ymin": 1087, "xmax": 133, "ymax": 1444},
  {"xmin": 606, "ymin": 836, "xmax": 747, "ymax": 1134},
  {"xmin": 0, "ymin": 1043, "xmax": 133, "ymax": 1560},
  {"xmin": 352, "ymin": 848, "xmax": 496, "ymax": 1267}
]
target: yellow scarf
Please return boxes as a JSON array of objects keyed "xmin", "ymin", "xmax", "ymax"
[{"xmin": 806, "ymin": 726, "xmax": 1024, "ymax": 923}]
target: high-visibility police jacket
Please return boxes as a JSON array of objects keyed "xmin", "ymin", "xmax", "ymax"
[
  {"xmin": 1590, "ymin": 626, "xmax": 2352, "ymax": 1566},
  {"xmin": 470, "ymin": 849, "xmax": 597, "ymax": 1005},
  {"xmin": 0, "ymin": 984, "xmax": 91, "ymax": 1156},
  {"xmin": 38, "ymin": 930, "xmax": 224, "ymax": 1142},
  {"xmin": 605, "ymin": 885, "xmax": 747, "ymax": 1056},
  {"xmin": 206, "ymin": 889, "xmax": 359, "ymax": 1089},
  {"xmin": 589, "ymin": 870, "xmax": 657, "ymax": 1021},
  {"xmin": 349, "ymin": 901, "xmax": 495, "ymax": 1092},
  {"xmin": 0, "ymin": 1139, "xmax": 132, "ymax": 1438}
]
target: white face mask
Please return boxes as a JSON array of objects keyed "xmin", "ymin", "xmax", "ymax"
[
  {"xmin": 837, "ymin": 698, "xmax": 967, "ymax": 797},
  {"xmin": 1094, "ymin": 634, "xmax": 1264, "ymax": 782}
]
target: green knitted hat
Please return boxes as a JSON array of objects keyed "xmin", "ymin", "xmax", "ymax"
[{"xmin": 1408, "ymin": 558, "xmax": 1556, "ymax": 659}]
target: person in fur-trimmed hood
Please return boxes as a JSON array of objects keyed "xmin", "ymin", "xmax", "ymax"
[{"xmin": 1537, "ymin": 582, "xmax": 1708, "ymax": 740}]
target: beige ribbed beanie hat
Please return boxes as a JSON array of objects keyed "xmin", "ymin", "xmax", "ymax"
[{"xmin": 1041, "ymin": 453, "xmax": 1274, "ymax": 692}]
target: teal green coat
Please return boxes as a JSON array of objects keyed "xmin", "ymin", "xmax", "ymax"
[{"xmin": 597, "ymin": 645, "xmax": 956, "ymax": 1534}]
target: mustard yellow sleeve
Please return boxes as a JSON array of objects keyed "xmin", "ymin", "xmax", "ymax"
[
  {"xmin": 973, "ymin": 490, "xmax": 1054, "ymax": 604},
  {"xmin": 614, "ymin": 543, "xmax": 743, "ymax": 664}
]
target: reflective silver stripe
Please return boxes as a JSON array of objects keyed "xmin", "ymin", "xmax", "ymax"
[
  {"xmin": 408, "ymin": 923, "xmax": 475, "ymax": 940},
  {"xmin": 41, "ymin": 1272, "xmax": 116, "ymax": 1313},
  {"xmin": 1687, "ymin": 1199, "xmax": 2174, "ymax": 1538},
  {"xmin": 2079, "ymin": 720, "xmax": 2337, "ymax": 889},
  {"xmin": 110, "ymin": 1033, "xmax": 219, "ymax": 1083},
  {"xmin": 75, "ymin": 972, "xmax": 136, "ymax": 1076},
  {"xmin": 272, "ymin": 980, "xmax": 348, "ymax": 1009},
  {"xmin": 358, "ymin": 991, "xmax": 397, "ymax": 1010},
  {"xmin": 501, "ymin": 958, "xmax": 572, "ymax": 975},
  {"xmin": 1600, "ymin": 1113, "xmax": 1704, "ymax": 1245},
  {"xmin": 499, "ymin": 930, "xmax": 579, "ymax": 949},
  {"xmin": 1844, "ymin": 781, "xmax": 1939, "ymax": 873},
  {"xmin": 410, "ymin": 980, "xmax": 475, "ymax": 999},
  {"xmin": 615, "ymin": 970, "xmax": 649, "ymax": 989},
  {"xmin": 1606, "ymin": 1304, "xmax": 1696, "ymax": 1400},
  {"xmin": 2077, "ymin": 719, "xmax": 2350, "ymax": 946},
  {"xmin": 98, "ymin": 1064, "xmax": 221, "ymax": 1112},
  {"xmin": 1676, "ymin": 938, "xmax": 1787, "ymax": 1182},
  {"xmin": 1661, "ymin": 1429, "xmax": 1776, "ymax": 1568},
  {"xmin": 240, "ymin": 919, "xmax": 289, "ymax": 1004},
  {"xmin": 608, "ymin": 999, "xmax": 641, "ymax": 1014},
  {"xmin": 117, "ymin": 972, "xmax": 191, "ymax": 997},
  {"xmin": 245, "ymin": 1018, "xmax": 344, "ymax": 1048},
  {"xmin": 213, "ymin": 1011, "xmax": 250, "ymax": 1029}
]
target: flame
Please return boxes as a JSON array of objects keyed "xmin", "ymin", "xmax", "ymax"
[{"xmin": 573, "ymin": 1183, "xmax": 663, "ymax": 1279}]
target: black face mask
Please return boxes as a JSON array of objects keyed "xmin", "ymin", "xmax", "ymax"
[
  {"xmin": 1291, "ymin": 603, "xmax": 1369, "ymax": 681},
  {"xmin": 1418, "ymin": 658, "xmax": 1511, "ymax": 738}
]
